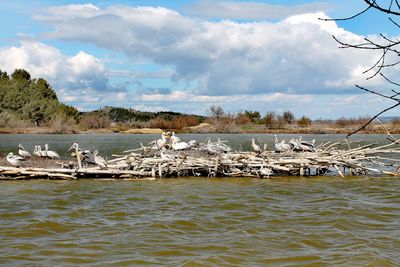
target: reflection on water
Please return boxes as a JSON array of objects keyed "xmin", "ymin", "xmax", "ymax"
[{"xmin": 0, "ymin": 134, "xmax": 399, "ymax": 265}]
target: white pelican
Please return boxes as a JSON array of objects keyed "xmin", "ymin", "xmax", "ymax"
[
  {"xmin": 274, "ymin": 135, "xmax": 284, "ymax": 152},
  {"xmin": 274, "ymin": 135, "xmax": 291, "ymax": 152},
  {"xmin": 18, "ymin": 144, "xmax": 31, "ymax": 158},
  {"xmin": 170, "ymin": 132, "xmax": 181, "ymax": 144},
  {"xmin": 5, "ymin": 152, "xmax": 24, "ymax": 167},
  {"xmin": 297, "ymin": 136, "xmax": 315, "ymax": 152},
  {"xmin": 37, "ymin": 145, "xmax": 47, "ymax": 157},
  {"xmin": 149, "ymin": 132, "xmax": 169, "ymax": 150},
  {"xmin": 188, "ymin": 140, "xmax": 197, "ymax": 147},
  {"xmin": 251, "ymin": 138, "xmax": 261, "ymax": 153},
  {"xmin": 160, "ymin": 147, "xmax": 175, "ymax": 161},
  {"xmin": 33, "ymin": 145, "xmax": 40, "ymax": 157},
  {"xmin": 280, "ymin": 140, "xmax": 291, "ymax": 151},
  {"xmin": 68, "ymin": 143, "xmax": 94, "ymax": 164},
  {"xmin": 44, "ymin": 144, "xmax": 60, "ymax": 159},
  {"xmin": 289, "ymin": 138, "xmax": 300, "ymax": 151},
  {"xmin": 171, "ymin": 138, "xmax": 190, "ymax": 150},
  {"xmin": 93, "ymin": 150, "xmax": 107, "ymax": 168}
]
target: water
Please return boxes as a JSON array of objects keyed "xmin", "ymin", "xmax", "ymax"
[{"xmin": 0, "ymin": 134, "xmax": 399, "ymax": 266}]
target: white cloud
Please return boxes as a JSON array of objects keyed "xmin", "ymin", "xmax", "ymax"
[
  {"xmin": 184, "ymin": 0, "xmax": 333, "ymax": 20},
  {"xmin": 0, "ymin": 41, "xmax": 113, "ymax": 101},
  {"xmin": 34, "ymin": 5, "xmax": 381, "ymax": 97}
]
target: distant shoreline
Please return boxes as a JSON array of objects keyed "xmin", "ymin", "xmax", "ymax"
[{"xmin": 0, "ymin": 125, "xmax": 398, "ymax": 135}]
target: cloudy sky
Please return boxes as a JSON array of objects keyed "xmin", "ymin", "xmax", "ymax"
[{"xmin": 0, "ymin": 0, "xmax": 398, "ymax": 118}]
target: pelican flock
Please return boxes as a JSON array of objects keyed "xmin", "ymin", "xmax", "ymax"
[{"xmin": 1, "ymin": 134, "xmax": 317, "ymax": 172}]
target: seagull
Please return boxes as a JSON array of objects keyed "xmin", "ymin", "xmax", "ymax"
[
  {"xmin": 251, "ymin": 138, "xmax": 261, "ymax": 153},
  {"xmin": 93, "ymin": 150, "xmax": 107, "ymax": 168},
  {"xmin": 44, "ymin": 144, "xmax": 60, "ymax": 159},
  {"xmin": 18, "ymin": 144, "xmax": 31, "ymax": 159},
  {"xmin": 5, "ymin": 152, "xmax": 24, "ymax": 167}
]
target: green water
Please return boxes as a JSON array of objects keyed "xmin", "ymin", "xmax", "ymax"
[{"xmin": 0, "ymin": 134, "xmax": 399, "ymax": 266}]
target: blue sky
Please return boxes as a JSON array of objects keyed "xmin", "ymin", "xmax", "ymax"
[{"xmin": 0, "ymin": 0, "xmax": 398, "ymax": 118}]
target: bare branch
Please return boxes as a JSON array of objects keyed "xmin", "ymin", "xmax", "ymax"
[
  {"xmin": 380, "ymin": 73, "xmax": 400, "ymax": 87},
  {"xmin": 319, "ymin": 4, "xmax": 373, "ymax": 21},
  {"xmin": 364, "ymin": 0, "xmax": 400, "ymax": 15},
  {"xmin": 347, "ymin": 102, "xmax": 400, "ymax": 137}
]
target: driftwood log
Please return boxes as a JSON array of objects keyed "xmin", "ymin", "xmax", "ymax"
[{"xmin": 1, "ymin": 137, "xmax": 399, "ymax": 180}]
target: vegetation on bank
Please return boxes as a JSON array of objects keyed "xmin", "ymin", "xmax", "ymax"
[{"xmin": 0, "ymin": 69, "xmax": 399, "ymax": 134}]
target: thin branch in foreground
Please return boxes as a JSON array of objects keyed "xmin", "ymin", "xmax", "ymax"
[
  {"xmin": 381, "ymin": 73, "xmax": 400, "ymax": 87},
  {"xmin": 319, "ymin": 4, "xmax": 373, "ymax": 21},
  {"xmin": 347, "ymin": 102, "xmax": 400, "ymax": 137},
  {"xmin": 364, "ymin": 0, "xmax": 400, "ymax": 15}
]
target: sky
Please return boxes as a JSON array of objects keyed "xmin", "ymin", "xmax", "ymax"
[{"xmin": 0, "ymin": 0, "xmax": 399, "ymax": 118}]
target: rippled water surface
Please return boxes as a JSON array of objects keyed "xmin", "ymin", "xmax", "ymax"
[{"xmin": 0, "ymin": 134, "xmax": 399, "ymax": 266}]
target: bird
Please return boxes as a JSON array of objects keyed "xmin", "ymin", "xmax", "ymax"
[
  {"xmin": 289, "ymin": 138, "xmax": 300, "ymax": 151},
  {"xmin": 160, "ymin": 147, "xmax": 175, "ymax": 161},
  {"xmin": 297, "ymin": 136, "xmax": 315, "ymax": 152},
  {"xmin": 274, "ymin": 135, "xmax": 291, "ymax": 152},
  {"xmin": 171, "ymin": 138, "xmax": 190, "ymax": 150},
  {"xmin": 251, "ymin": 138, "xmax": 261, "ymax": 153},
  {"xmin": 44, "ymin": 144, "xmax": 60, "ymax": 159},
  {"xmin": 149, "ymin": 132, "xmax": 169, "ymax": 150},
  {"xmin": 37, "ymin": 145, "xmax": 47, "ymax": 157},
  {"xmin": 170, "ymin": 132, "xmax": 181, "ymax": 144},
  {"xmin": 5, "ymin": 152, "xmax": 24, "ymax": 167},
  {"xmin": 280, "ymin": 140, "xmax": 292, "ymax": 151},
  {"xmin": 188, "ymin": 140, "xmax": 197, "ymax": 147},
  {"xmin": 93, "ymin": 150, "xmax": 107, "ymax": 168},
  {"xmin": 68, "ymin": 143, "xmax": 94, "ymax": 164},
  {"xmin": 18, "ymin": 144, "xmax": 31, "ymax": 159},
  {"xmin": 33, "ymin": 145, "xmax": 40, "ymax": 157},
  {"xmin": 274, "ymin": 134, "xmax": 284, "ymax": 152}
]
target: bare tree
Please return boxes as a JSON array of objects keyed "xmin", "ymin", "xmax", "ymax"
[
  {"xmin": 321, "ymin": 0, "xmax": 400, "ymax": 137},
  {"xmin": 207, "ymin": 105, "xmax": 225, "ymax": 119}
]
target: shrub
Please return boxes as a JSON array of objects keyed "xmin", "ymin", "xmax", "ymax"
[
  {"xmin": 264, "ymin": 112, "xmax": 276, "ymax": 129},
  {"xmin": 297, "ymin": 116, "xmax": 312, "ymax": 127},
  {"xmin": 283, "ymin": 111, "xmax": 295, "ymax": 124},
  {"xmin": 235, "ymin": 113, "xmax": 252, "ymax": 124},
  {"xmin": 80, "ymin": 113, "xmax": 110, "ymax": 129},
  {"xmin": 49, "ymin": 113, "xmax": 77, "ymax": 133}
]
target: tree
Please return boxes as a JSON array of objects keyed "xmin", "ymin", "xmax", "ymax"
[
  {"xmin": 207, "ymin": 105, "xmax": 225, "ymax": 119},
  {"xmin": 283, "ymin": 111, "xmax": 295, "ymax": 124},
  {"xmin": 244, "ymin": 110, "xmax": 261, "ymax": 123},
  {"xmin": 322, "ymin": 1, "xmax": 400, "ymax": 137},
  {"xmin": 297, "ymin": 116, "xmax": 312, "ymax": 127},
  {"xmin": 11, "ymin": 69, "xmax": 31, "ymax": 81},
  {"xmin": 264, "ymin": 111, "xmax": 276, "ymax": 129}
]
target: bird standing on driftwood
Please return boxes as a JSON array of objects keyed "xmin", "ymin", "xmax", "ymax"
[
  {"xmin": 18, "ymin": 144, "xmax": 31, "ymax": 159},
  {"xmin": 93, "ymin": 150, "xmax": 107, "ymax": 168},
  {"xmin": 5, "ymin": 152, "xmax": 24, "ymax": 167},
  {"xmin": 251, "ymin": 138, "xmax": 261, "ymax": 154},
  {"xmin": 44, "ymin": 144, "xmax": 60, "ymax": 159}
]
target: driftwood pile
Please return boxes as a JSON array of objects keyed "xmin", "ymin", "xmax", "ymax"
[{"xmin": 1, "ymin": 136, "xmax": 399, "ymax": 180}]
